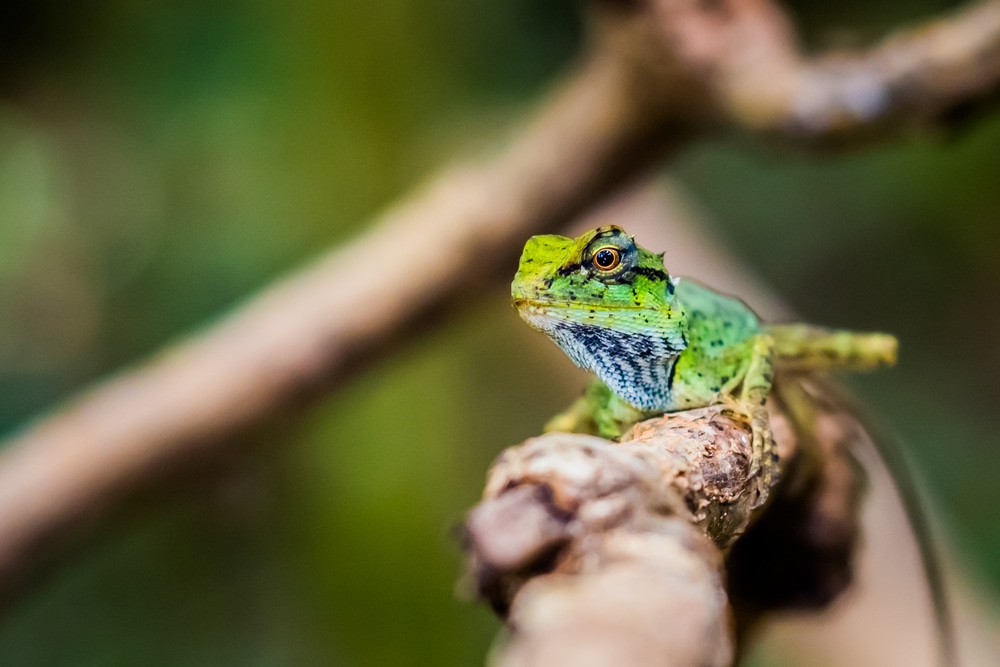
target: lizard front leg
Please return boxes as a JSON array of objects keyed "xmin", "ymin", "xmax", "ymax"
[
  {"xmin": 722, "ymin": 334, "xmax": 778, "ymax": 508},
  {"xmin": 544, "ymin": 379, "xmax": 646, "ymax": 439}
]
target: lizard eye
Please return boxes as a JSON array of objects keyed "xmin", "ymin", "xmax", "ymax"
[{"xmin": 592, "ymin": 247, "xmax": 621, "ymax": 271}]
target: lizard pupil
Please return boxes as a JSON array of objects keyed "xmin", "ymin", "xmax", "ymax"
[{"xmin": 593, "ymin": 247, "xmax": 620, "ymax": 270}]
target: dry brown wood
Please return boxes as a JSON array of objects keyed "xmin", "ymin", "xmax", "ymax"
[
  {"xmin": 782, "ymin": 1, "xmax": 1000, "ymax": 137},
  {"xmin": 465, "ymin": 416, "xmax": 749, "ymax": 667},
  {"xmin": 662, "ymin": 0, "xmax": 1000, "ymax": 139},
  {"xmin": 463, "ymin": 381, "xmax": 869, "ymax": 666}
]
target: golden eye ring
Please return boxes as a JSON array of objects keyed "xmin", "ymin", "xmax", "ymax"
[{"xmin": 592, "ymin": 246, "xmax": 621, "ymax": 271}]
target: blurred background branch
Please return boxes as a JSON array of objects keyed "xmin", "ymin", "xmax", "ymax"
[
  {"xmin": 0, "ymin": 0, "xmax": 998, "ymax": 664},
  {"xmin": 695, "ymin": 0, "xmax": 1000, "ymax": 138}
]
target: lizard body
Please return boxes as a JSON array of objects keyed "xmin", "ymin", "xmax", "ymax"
[
  {"xmin": 510, "ymin": 225, "xmax": 896, "ymax": 503},
  {"xmin": 510, "ymin": 225, "xmax": 953, "ymax": 666}
]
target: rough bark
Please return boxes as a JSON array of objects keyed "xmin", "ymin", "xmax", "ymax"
[{"xmin": 464, "ymin": 380, "xmax": 869, "ymax": 666}]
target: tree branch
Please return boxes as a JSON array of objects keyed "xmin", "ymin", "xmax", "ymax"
[
  {"xmin": 463, "ymin": 381, "xmax": 867, "ymax": 666},
  {"xmin": 464, "ymin": 416, "xmax": 747, "ymax": 667},
  {"xmin": 703, "ymin": 0, "xmax": 1000, "ymax": 139}
]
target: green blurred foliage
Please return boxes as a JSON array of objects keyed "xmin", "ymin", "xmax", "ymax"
[{"xmin": 0, "ymin": 0, "xmax": 997, "ymax": 665}]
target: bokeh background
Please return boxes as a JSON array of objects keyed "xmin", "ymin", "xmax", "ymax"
[{"xmin": 0, "ymin": 0, "xmax": 997, "ymax": 664}]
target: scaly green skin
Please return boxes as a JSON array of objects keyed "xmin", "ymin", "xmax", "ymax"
[{"xmin": 511, "ymin": 225, "xmax": 897, "ymax": 505}]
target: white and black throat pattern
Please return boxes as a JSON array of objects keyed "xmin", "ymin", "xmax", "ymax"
[{"xmin": 538, "ymin": 318, "xmax": 685, "ymax": 411}]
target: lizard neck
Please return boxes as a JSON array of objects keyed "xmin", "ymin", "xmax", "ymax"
[{"xmin": 541, "ymin": 315, "xmax": 688, "ymax": 412}]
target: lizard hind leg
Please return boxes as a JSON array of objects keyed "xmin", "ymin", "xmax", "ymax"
[{"xmin": 721, "ymin": 334, "xmax": 778, "ymax": 508}]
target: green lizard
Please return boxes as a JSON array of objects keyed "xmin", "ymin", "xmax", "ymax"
[
  {"xmin": 510, "ymin": 224, "xmax": 896, "ymax": 505},
  {"xmin": 510, "ymin": 225, "xmax": 956, "ymax": 667}
]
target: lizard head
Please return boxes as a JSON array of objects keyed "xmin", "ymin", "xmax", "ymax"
[{"xmin": 511, "ymin": 226, "xmax": 687, "ymax": 411}]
